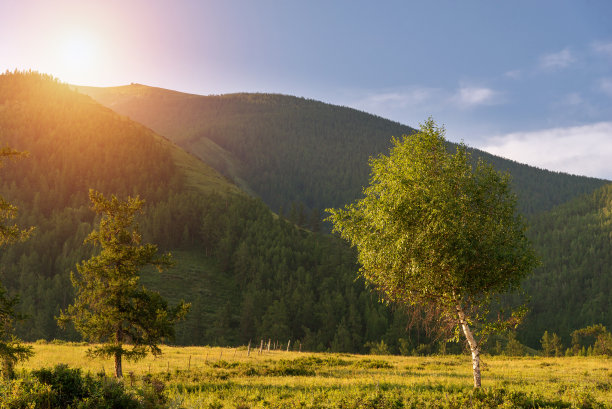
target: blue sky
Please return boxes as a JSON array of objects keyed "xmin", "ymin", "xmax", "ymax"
[{"xmin": 2, "ymin": 0, "xmax": 612, "ymax": 179}]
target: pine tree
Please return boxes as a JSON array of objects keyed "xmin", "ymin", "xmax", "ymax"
[
  {"xmin": 58, "ymin": 190, "xmax": 189, "ymax": 378},
  {"xmin": 541, "ymin": 330, "xmax": 553, "ymax": 357}
]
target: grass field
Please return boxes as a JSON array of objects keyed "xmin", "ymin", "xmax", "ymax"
[{"xmin": 15, "ymin": 343, "xmax": 612, "ymax": 408}]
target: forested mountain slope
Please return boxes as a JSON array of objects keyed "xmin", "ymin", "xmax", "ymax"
[
  {"xmin": 0, "ymin": 71, "xmax": 236, "ymax": 340},
  {"xmin": 521, "ymin": 183, "xmax": 612, "ymax": 346},
  {"xmin": 78, "ymin": 84, "xmax": 609, "ymax": 220},
  {"xmin": 0, "ymin": 72, "xmax": 419, "ymax": 352}
]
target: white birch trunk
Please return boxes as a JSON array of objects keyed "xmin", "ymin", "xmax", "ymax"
[{"xmin": 457, "ymin": 305, "xmax": 481, "ymax": 388}]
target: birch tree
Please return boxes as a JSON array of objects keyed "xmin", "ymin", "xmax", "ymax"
[{"xmin": 326, "ymin": 119, "xmax": 538, "ymax": 387}]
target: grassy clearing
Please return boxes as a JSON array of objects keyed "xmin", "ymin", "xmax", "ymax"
[{"xmin": 16, "ymin": 344, "xmax": 612, "ymax": 408}]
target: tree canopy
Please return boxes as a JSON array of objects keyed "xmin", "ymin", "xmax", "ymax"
[{"xmin": 327, "ymin": 119, "xmax": 538, "ymax": 387}]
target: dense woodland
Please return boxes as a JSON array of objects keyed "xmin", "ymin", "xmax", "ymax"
[
  {"xmin": 0, "ymin": 72, "xmax": 609, "ymax": 354},
  {"xmin": 523, "ymin": 184, "xmax": 612, "ymax": 346}
]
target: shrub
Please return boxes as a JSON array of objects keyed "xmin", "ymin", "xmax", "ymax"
[{"xmin": 0, "ymin": 364, "xmax": 152, "ymax": 409}]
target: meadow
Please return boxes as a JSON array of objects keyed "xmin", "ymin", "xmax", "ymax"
[{"xmin": 14, "ymin": 343, "xmax": 612, "ymax": 408}]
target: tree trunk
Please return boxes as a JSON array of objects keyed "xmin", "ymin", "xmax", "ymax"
[
  {"xmin": 114, "ymin": 350, "xmax": 123, "ymax": 378},
  {"xmin": 115, "ymin": 328, "xmax": 123, "ymax": 378},
  {"xmin": 1, "ymin": 357, "xmax": 14, "ymax": 380},
  {"xmin": 457, "ymin": 305, "xmax": 481, "ymax": 388}
]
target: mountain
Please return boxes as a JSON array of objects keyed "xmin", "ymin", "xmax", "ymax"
[
  {"xmin": 0, "ymin": 71, "xmax": 417, "ymax": 352},
  {"xmin": 521, "ymin": 183, "xmax": 612, "ymax": 346},
  {"xmin": 77, "ymin": 84, "xmax": 609, "ymax": 220},
  {"xmin": 1, "ymin": 73, "xmax": 609, "ymax": 352}
]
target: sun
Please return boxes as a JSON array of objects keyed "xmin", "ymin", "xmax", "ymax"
[
  {"xmin": 61, "ymin": 37, "xmax": 95, "ymax": 69},
  {"xmin": 53, "ymin": 31, "xmax": 102, "ymax": 84}
]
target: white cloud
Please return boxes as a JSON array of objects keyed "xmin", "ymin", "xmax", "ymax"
[
  {"xmin": 356, "ymin": 87, "xmax": 439, "ymax": 109},
  {"xmin": 479, "ymin": 122, "xmax": 612, "ymax": 180},
  {"xmin": 504, "ymin": 70, "xmax": 522, "ymax": 80},
  {"xmin": 562, "ymin": 93, "xmax": 583, "ymax": 105},
  {"xmin": 592, "ymin": 41, "xmax": 612, "ymax": 58},
  {"xmin": 599, "ymin": 78, "xmax": 612, "ymax": 97},
  {"xmin": 452, "ymin": 86, "xmax": 499, "ymax": 108},
  {"xmin": 539, "ymin": 48, "xmax": 575, "ymax": 70}
]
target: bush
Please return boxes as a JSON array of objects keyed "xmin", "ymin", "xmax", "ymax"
[
  {"xmin": 0, "ymin": 364, "xmax": 152, "ymax": 409},
  {"xmin": 365, "ymin": 340, "xmax": 390, "ymax": 355}
]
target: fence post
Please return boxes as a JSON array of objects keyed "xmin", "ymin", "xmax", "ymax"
[
  {"xmin": 287, "ymin": 339, "xmax": 291, "ymax": 352},
  {"xmin": 247, "ymin": 340, "xmax": 251, "ymax": 356}
]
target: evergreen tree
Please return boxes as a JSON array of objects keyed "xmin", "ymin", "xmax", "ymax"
[
  {"xmin": 541, "ymin": 331, "xmax": 554, "ymax": 357},
  {"xmin": 58, "ymin": 190, "xmax": 189, "ymax": 378},
  {"xmin": 0, "ymin": 147, "xmax": 34, "ymax": 379},
  {"xmin": 550, "ymin": 332, "xmax": 563, "ymax": 357},
  {"xmin": 0, "ymin": 285, "xmax": 33, "ymax": 379}
]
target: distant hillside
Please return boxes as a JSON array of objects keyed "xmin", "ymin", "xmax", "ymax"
[
  {"xmin": 78, "ymin": 84, "xmax": 609, "ymax": 220},
  {"xmin": 521, "ymin": 183, "xmax": 612, "ymax": 346}
]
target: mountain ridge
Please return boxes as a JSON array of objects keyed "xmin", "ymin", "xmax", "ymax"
[{"xmin": 76, "ymin": 84, "xmax": 609, "ymax": 220}]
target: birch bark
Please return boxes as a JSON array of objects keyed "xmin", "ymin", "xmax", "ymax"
[{"xmin": 457, "ymin": 305, "xmax": 481, "ymax": 388}]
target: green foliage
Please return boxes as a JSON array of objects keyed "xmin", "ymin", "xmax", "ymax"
[
  {"xmin": 0, "ymin": 285, "xmax": 33, "ymax": 380},
  {"xmin": 365, "ymin": 340, "xmax": 390, "ymax": 355},
  {"xmin": 504, "ymin": 332, "xmax": 527, "ymax": 356},
  {"xmin": 521, "ymin": 186, "xmax": 612, "ymax": 347},
  {"xmin": 0, "ymin": 71, "xmax": 184, "ymax": 343},
  {"xmin": 0, "ymin": 364, "xmax": 156, "ymax": 409},
  {"xmin": 541, "ymin": 331, "xmax": 564, "ymax": 357},
  {"xmin": 58, "ymin": 191, "xmax": 189, "ymax": 377},
  {"xmin": 0, "ymin": 146, "xmax": 33, "ymax": 379},
  {"xmin": 570, "ymin": 325, "xmax": 612, "ymax": 356},
  {"xmin": 0, "ymin": 147, "xmax": 34, "ymax": 246},
  {"xmin": 327, "ymin": 119, "xmax": 538, "ymax": 343}
]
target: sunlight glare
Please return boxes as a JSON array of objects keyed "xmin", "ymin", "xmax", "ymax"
[{"xmin": 54, "ymin": 31, "xmax": 102, "ymax": 84}]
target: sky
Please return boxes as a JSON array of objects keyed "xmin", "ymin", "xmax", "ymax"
[{"xmin": 2, "ymin": 0, "xmax": 612, "ymax": 179}]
